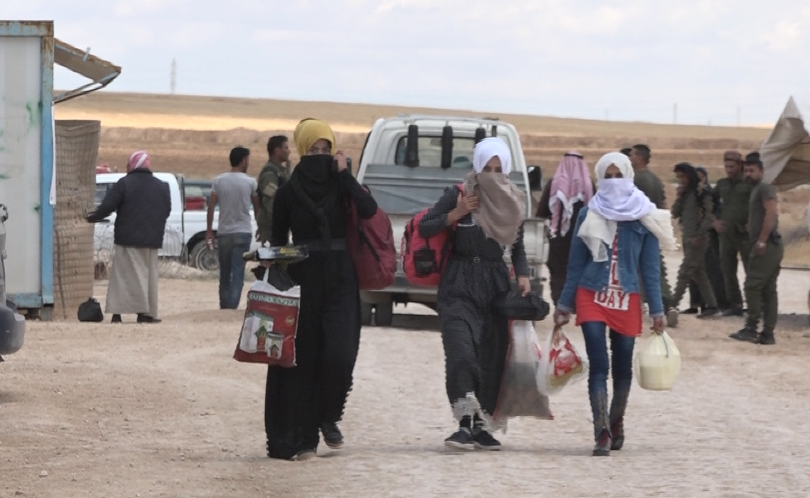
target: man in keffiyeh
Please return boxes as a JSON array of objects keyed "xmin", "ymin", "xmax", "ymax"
[
  {"xmin": 537, "ymin": 152, "xmax": 594, "ymax": 306},
  {"xmin": 87, "ymin": 151, "xmax": 172, "ymax": 323}
]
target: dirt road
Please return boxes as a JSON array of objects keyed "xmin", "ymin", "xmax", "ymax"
[{"xmin": 2, "ymin": 268, "xmax": 809, "ymax": 498}]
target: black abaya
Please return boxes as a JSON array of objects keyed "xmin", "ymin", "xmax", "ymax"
[{"xmin": 266, "ymin": 168, "xmax": 377, "ymax": 460}]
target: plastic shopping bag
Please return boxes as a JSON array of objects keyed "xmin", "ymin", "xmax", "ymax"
[
  {"xmin": 233, "ymin": 272, "xmax": 301, "ymax": 368},
  {"xmin": 536, "ymin": 327, "xmax": 588, "ymax": 396},
  {"xmin": 494, "ymin": 320, "xmax": 553, "ymax": 420},
  {"xmin": 635, "ymin": 331, "xmax": 681, "ymax": 391}
]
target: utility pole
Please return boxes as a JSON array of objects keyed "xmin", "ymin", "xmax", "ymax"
[
  {"xmin": 170, "ymin": 58, "xmax": 177, "ymax": 95},
  {"xmin": 673, "ymin": 103, "xmax": 678, "ymax": 124},
  {"xmin": 605, "ymin": 109, "xmax": 609, "ymax": 121}
]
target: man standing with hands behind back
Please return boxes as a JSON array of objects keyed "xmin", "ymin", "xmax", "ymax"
[
  {"xmin": 256, "ymin": 135, "xmax": 290, "ymax": 243},
  {"xmin": 729, "ymin": 152, "xmax": 782, "ymax": 345},
  {"xmin": 207, "ymin": 146, "xmax": 260, "ymax": 309},
  {"xmin": 712, "ymin": 151, "xmax": 751, "ymax": 317}
]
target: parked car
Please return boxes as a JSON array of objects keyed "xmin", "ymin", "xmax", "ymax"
[
  {"xmin": 183, "ymin": 179, "xmax": 213, "ymax": 211},
  {"xmin": 94, "ymin": 173, "xmax": 259, "ymax": 271},
  {"xmin": 354, "ymin": 114, "xmax": 549, "ymax": 326}
]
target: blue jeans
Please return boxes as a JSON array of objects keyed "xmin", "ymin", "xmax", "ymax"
[
  {"xmin": 217, "ymin": 233, "xmax": 252, "ymax": 309},
  {"xmin": 580, "ymin": 322, "xmax": 636, "ymax": 439}
]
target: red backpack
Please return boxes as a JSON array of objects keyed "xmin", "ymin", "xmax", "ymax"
[
  {"xmin": 346, "ymin": 196, "xmax": 397, "ymax": 290},
  {"xmin": 401, "ymin": 185, "xmax": 463, "ymax": 287}
]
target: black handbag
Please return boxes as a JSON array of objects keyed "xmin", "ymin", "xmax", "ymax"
[
  {"xmin": 77, "ymin": 298, "xmax": 104, "ymax": 322},
  {"xmin": 493, "ymin": 290, "xmax": 550, "ymax": 321}
]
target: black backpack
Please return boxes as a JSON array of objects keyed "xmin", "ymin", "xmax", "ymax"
[{"xmin": 78, "ymin": 298, "xmax": 104, "ymax": 322}]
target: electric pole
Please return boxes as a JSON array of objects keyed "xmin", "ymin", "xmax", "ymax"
[
  {"xmin": 673, "ymin": 103, "xmax": 678, "ymax": 124},
  {"xmin": 170, "ymin": 58, "xmax": 177, "ymax": 95}
]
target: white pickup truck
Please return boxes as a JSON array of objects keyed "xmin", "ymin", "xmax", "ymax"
[
  {"xmin": 355, "ymin": 115, "xmax": 549, "ymax": 326},
  {"xmin": 94, "ymin": 172, "xmax": 259, "ymax": 270}
]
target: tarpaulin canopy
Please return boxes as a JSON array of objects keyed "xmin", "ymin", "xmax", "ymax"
[
  {"xmin": 761, "ymin": 97, "xmax": 810, "ymax": 191},
  {"xmin": 53, "ymin": 38, "xmax": 121, "ymax": 104}
]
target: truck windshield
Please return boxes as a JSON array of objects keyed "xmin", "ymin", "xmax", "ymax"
[{"xmin": 394, "ymin": 136, "xmax": 515, "ymax": 169}]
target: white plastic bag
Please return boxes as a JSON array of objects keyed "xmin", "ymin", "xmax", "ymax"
[
  {"xmin": 536, "ymin": 327, "xmax": 588, "ymax": 396},
  {"xmin": 634, "ymin": 331, "xmax": 681, "ymax": 391},
  {"xmin": 494, "ymin": 320, "xmax": 552, "ymax": 420}
]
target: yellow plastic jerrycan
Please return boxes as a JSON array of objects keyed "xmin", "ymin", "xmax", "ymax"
[{"xmin": 634, "ymin": 331, "xmax": 681, "ymax": 391}]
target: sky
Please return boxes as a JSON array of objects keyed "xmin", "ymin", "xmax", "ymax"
[{"xmin": 7, "ymin": 0, "xmax": 810, "ymax": 125}]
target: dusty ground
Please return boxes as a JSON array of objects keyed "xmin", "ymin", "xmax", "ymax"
[{"xmin": 3, "ymin": 255, "xmax": 810, "ymax": 498}]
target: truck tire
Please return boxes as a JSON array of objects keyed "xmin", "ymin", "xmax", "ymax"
[
  {"xmin": 360, "ymin": 301, "xmax": 373, "ymax": 326},
  {"xmin": 374, "ymin": 301, "xmax": 394, "ymax": 327},
  {"xmin": 190, "ymin": 240, "xmax": 219, "ymax": 271}
]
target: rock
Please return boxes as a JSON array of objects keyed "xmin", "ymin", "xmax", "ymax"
[{"xmin": 39, "ymin": 470, "xmax": 48, "ymax": 478}]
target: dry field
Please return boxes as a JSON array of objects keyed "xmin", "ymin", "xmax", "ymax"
[
  {"xmin": 2, "ymin": 253, "xmax": 809, "ymax": 498},
  {"xmin": 56, "ymin": 91, "xmax": 810, "ymax": 264}
]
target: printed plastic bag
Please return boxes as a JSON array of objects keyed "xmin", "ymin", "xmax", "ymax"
[
  {"xmin": 494, "ymin": 320, "xmax": 553, "ymax": 420},
  {"xmin": 233, "ymin": 271, "xmax": 301, "ymax": 367},
  {"xmin": 635, "ymin": 331, "xmax": 681, "ymax": 391},
  {"xmin": 536, "ymin": 327, "xmax": 588, "ymax": 396}
]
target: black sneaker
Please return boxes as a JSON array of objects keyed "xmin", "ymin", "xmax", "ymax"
[
  {"xmin": 444, "ymin": 427, "xmax": 475, "ymax": 451},
  {"xmin": 697, "ymin": 307, "xmax": 719, "ymax": 318},
  {"xmin": 722, "ymin": 307, "xmax": 744, "ymax": 317},
  {"xmin": 137, "ymin": 313, "xmax": 161, "ymax": 324},
  {"xmin": 593, "ymin": 429, "xmax": 612, "ymax": 457},
  {"xmin": 729, "ymin": 327, "xmax": 758, "ymax": 343},
  {"xmin": 757, "ymin": 332, "xmax": 776, "ymax": 345},
  {"xmin": 320, "ymin": 422, "xmax": 344, "ymax": 449},
  {"xmin": 681, "ymin": 308, "xmax": 699, "ymax": 315},
  {"xmin": 472, "ymin": 429, "xmax": 502, "ymax": 451},
  {"xmin": 111, "ymin": 314, "xmax": 122, "ymax": 323}
]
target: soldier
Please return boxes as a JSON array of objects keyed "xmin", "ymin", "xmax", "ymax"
[
  {"xmin": 256, "ymin": 135, "xmax": 290, "ymax": 243},
  {"xmin": 729, "ymin": 153, "xmax": 782, "ymax": 345},
  {"xmin": 669, "ymin": 163, "xmax": 718, "ymax": 317},
  {"xmin": 713, "ymin": 151, "xmax": 751, "ymax": 316},
  {"xmin": 629, "ymin": 144, "xmax": 677, "ymax": 327}
]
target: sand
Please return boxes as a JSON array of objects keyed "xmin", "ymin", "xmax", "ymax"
[{"xmin": 2, "ymin": 256, "xmax": 809, "ymax": 498}]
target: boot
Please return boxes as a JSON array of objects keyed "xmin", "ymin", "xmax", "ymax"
[
  {"xmin": 729, "ymin": 327, "xmax": 758, "ymax": 343},
  {"xmin": 593, "ymin": 429, "xmax": 612, "ymax": 457},
  {"xmin": 609, "ymin": 383, "xmax": 630, "ymax": 451},
  {"xmin": 757, "ymin": 330, "xmax": 776, "ymax": 345}
]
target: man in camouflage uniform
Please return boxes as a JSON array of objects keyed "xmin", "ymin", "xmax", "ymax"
[
  {"xmin": 669, "ymin": 163, "xmax": 719, "ymax": 317},
  {"xmin": 629, "ymin": 144, "xmax": 677, "ymax": 327},
  {"xmin": 712, "ymin": 151, "xmax": 751, "ymax": 316},
  {"xmin": 729, "ymin": 153, "xmax": 782, "ymax": 345},
  {"xmin": 256, "ymin": 135, "xmax": 290, "ymax": 243}
]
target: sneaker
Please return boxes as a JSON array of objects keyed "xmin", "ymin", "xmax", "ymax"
[
  {"xmin": 729, "ymin": 327, "xmax": 759, "ymax": 343},
  {"xmin": 697, "ymin": 307, "xmax": 719, "ymax": 318},
  {"xmin": 681, "ymin": 308, "xmax": 699, "ymax": 315},
  {"xmin": 666, "ymin": 308, "xmax": 679, "ymax": 328},
  {"xmin": 320, "ymin": 422, "xmax": 344, "ymax": 449},
  {"xmin": 444, "ymin": 427, "xmax": 475, "ymax": 451},
  {"xmin": 472, "ymin": 429, "xmax": 502, "ymax": 451},
  {"xmin": 593, "ymin": 429, "xmax": 612, "ymax": 457},
  {"xmin": 290, "ymin": 449, "xmax": 317, "ymax": 461},
  {"xmin": 111, "ymin": 314, "xmax": 122, "ymax": 323},
  {"xmin": 137, "ymin": 313, "xmax": 161, "ymax": 324},
  {"xmin": 610, "ymin": 418, "xmax": 624, "ymax": 451},
  {"xmin": 722, "ymin": 307, "xmax": 744, "ymax": 317},
  {"xmin": 757, "ymin": 332, "xmax": 776, "ymax": 345}
]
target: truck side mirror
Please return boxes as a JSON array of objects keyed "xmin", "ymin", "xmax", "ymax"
[{"xmin": 528, "ymin": 166, "xmax": 542, "ymax": 191}]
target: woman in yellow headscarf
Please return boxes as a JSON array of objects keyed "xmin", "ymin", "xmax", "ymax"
[{"xmin": 264, "ymin": 119, "xmax": 378, "ymax": 461}]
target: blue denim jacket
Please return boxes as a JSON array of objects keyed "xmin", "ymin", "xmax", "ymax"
[{"xmin": 557, "ymin": 207, "xmax": 664, "ymax": 317}]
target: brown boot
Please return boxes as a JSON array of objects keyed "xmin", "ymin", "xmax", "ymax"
[{"xmin": 593, "ymin": 429, "xmax": 612, "ymax": 457}]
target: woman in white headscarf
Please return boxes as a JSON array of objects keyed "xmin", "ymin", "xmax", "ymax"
[
  {"xmin": 419, "ymin": 137, "xmax": 531, "ymax": 451},
  {"xmin": 553, "ymin": 152, "xmax": 676, "ymax": 457}
]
